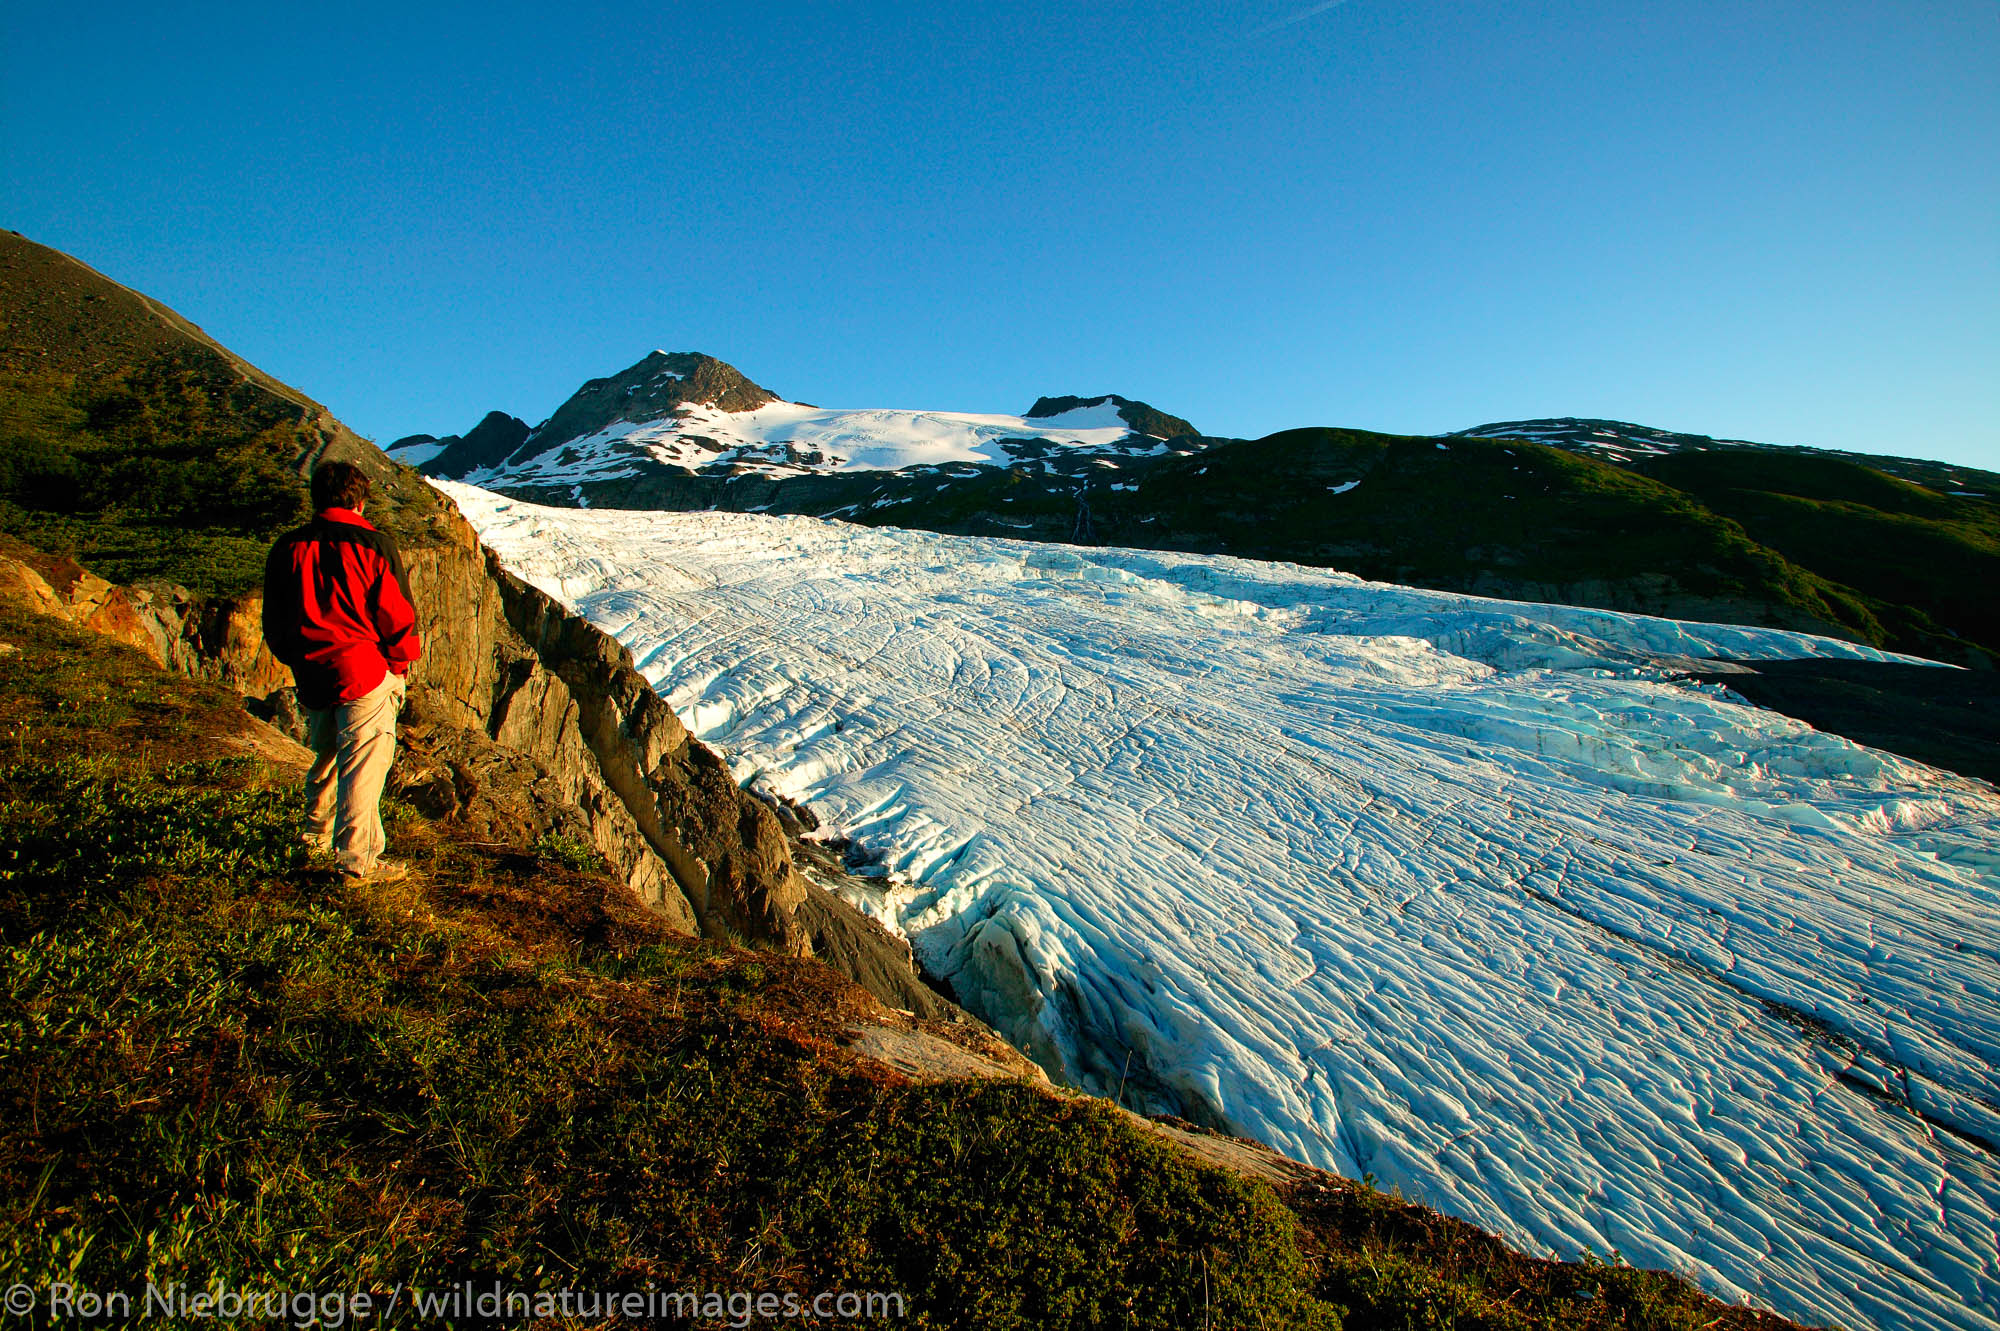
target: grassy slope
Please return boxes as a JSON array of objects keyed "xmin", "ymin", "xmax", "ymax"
[
  {"xmin": 964, "ymin": 429, "xmax": 1883, "ymax": 633},
  {"xmin": 1635, "ymin": 450, "xmax": 2000, "ymax": 658},
  {"xmin": 1140, "ymin": 430, "xmax": 1909, "ymax": 640},
  {"xmin": 0, "ymin": 600, "xmax": 1810, "ymax": 1330},
  {"xmin": 0, "ymin": 230, "xmax": 442, "ymax": 594}
]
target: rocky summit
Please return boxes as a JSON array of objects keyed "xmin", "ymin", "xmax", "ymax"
[{"xmin": 1025, "ymin": 393, "xmax": 1199, "ymax": 442}]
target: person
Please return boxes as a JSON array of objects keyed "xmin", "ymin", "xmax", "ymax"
[{"xmin": 262, "ymin": 460, "xmax": 423, "ymax": 883}]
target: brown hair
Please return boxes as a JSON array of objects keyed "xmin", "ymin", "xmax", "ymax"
[{"xmin": 310, "ymin": 461, "xmax": 372, "ymax": 513}]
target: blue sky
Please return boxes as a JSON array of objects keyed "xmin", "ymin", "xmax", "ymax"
[{"xmin": 5, "ymin": 1, "xmax": 1996, "ymax": 468}]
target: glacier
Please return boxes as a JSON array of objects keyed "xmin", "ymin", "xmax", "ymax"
[{"xmin": 442, "ymin": 482, "xmax": 2000, "ymax": 1331}]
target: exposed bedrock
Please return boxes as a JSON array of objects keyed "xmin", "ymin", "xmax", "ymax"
[{"xmin": 476, "ymin": 538, "xmax": 806, "ymax": 953}]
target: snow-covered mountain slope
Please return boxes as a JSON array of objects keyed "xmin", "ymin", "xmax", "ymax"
[
  {"xmin": 444, "ymin": 482, "xmax": 2000, "ymax": 1331},
  {"xmin": 384, "ymin": 437, "xmax": 447, "ymax": 467},
  {"xmin": 386, "ymin": 410, "xmax": 532, "ymax": 478},
  {"xmin": 389, "ymin": 350, "xmax": 1202, "ymax": 487},
  {"xmin": 448, "ymin": 398, "xmax": 1194, "ymax": 488}
]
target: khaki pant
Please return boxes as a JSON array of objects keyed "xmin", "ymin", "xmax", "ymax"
[{"xmin": 304, "ymin": 671, "xmax": 406, "ymax": 875}]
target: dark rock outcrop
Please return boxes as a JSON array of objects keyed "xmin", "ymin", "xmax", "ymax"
[
  {"xmin": 1025, "ymin": 394, "xmax": 1198, "ymax": 442},
  {"xmin": 389, "ymin": 697, "xmax": 609, "ymax": 859},
  {"xmin": 422, "ymin": 411, "xmax": 533, "ymax": 480},
  {"xmin": 373, "ymin": 498, "xmax": 759, "ymax": 943},
  {"xmin": 482, "ymin": 549, "xmax": 809, "ymax": 952},
  {"xmin": 796, "ymin": 882, "xmax": 956, "ymax": 1020}
]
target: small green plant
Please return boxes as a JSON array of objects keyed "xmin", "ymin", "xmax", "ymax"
[
  {"xmin": 0, "ymin": 755, "xmax": 302, "ymax": 937},
  {"xmin": 529, "ymin": 829, "xmax": 601, "ymax": 871}
]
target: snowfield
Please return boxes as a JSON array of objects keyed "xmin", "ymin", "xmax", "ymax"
[
  {"xmin": 450, "ymin": 398, "xmax": 1172, "ymax": 487},
  {"xmin": 382, "ymin": 438, "xmax": 448, "ymax": 467},
  {"xmin": 443, "ymin": 483, "xmax": 2000, "ymax": 1331}
]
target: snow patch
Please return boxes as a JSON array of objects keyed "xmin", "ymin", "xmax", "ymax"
[{"xmin": 386, "ymin": 440, "xmax": 447, "ymax": 467}]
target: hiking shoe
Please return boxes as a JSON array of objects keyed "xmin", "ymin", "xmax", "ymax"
[{"xmin": 343, "ymin": 859, "xmax": 411, "ymax": 885}]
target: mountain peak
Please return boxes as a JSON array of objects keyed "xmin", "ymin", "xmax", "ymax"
[
  {"xmin": 488, "ymin": 351, "xmax": 779, "ymax": 474},
  {"xmin": 398, "ymin": 410, "xmax": 533, "ymax": 477},
  {"xmin": 563, "ymin": 350, "xmax": 777, "ymax": 419},
  {"xmin": 1026, "ymin": 394, "xmax": 1197, "ymax": 441}
]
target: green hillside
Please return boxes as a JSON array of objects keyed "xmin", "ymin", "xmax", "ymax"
[
  {"xmin": 854, "ymin": 429, "xmax": 1884, "ymax": 643},
  {"xmin": 1635, "ymin": 450, "xmax": 2000, "ymax": 661},
  {"xmin": 0, "ymin": 230, "xmax": 440, "ymax": 594}
]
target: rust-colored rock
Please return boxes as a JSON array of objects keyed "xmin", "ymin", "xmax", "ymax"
[
  {"xmin": 0, "ymin": 555, "xmax": 65, "ymax": 618},
  {"xmin": 2, "ymin": 553, "xmax": 165, "ymax": 664},
  {"xmin": 127, "ymin": 583, "xmax": 294, "ymax": 697}
]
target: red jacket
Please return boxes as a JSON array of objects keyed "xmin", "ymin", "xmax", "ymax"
[{"xmin": 262, "ymin": 507, "xmax": 423, "ymax": 710}]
